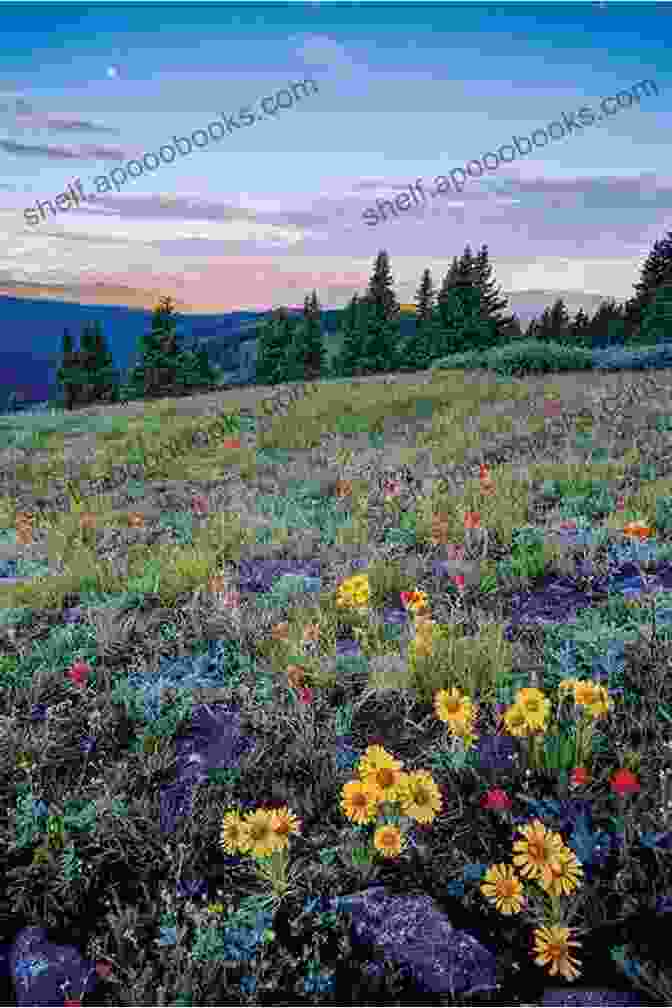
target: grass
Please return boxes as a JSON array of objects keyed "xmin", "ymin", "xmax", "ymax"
[{"xmin": 2, "ymin": 349, "xmax": 672, "ymax": 1005}]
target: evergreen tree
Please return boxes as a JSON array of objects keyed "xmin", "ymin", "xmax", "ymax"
[
  {"xmin": 56, "ymin": 327, "xmax": 77, "ymax": 410},
  {"xmin": 399, "ymin": 269, "xmax": 440, "ymax": 370},
  {"xmin": 433, "ymin": 283, "xmax": 497, "ymax": 358},
  {"xmin": 568, "ymin": 307, "xmax": 592, "ymax": 348},
  {"xmin": 638, "ymin": 283, "xmax": 672, "ymax": 346},
  {"xmin": 332, "ymin": 295, "xmax": 365, "ymax": 377},
  {"xmin": 126, "ymin": 296, "xmax": 182, "ymax": 399},
  {"xmin": 89, "ymin": 320, "xmax": 119, "ymax": 402},
  {"xmin": 287, "ymin": 291, "xmax": 327, "ymax": 380},
  {"xmin": 363, "ymin": 250, "xmax": 400, "ymax": 320},
  {"xmin": 255, "ymin": 308, "xmax": 297, "ymax": 385},
  {"xmin": 527, "ymin": 299, "xmax": 570, "ymax": 345},
  {"xmin": 359, "ymin": 251, "xmax": 402, "ymax": 374},
  {"xmin": 471, "ymin": 244, "xmax": 516, "ymax": 345},
  {"xmin": 548, "ymin": 298, "xmax": 571, "ymax": 343},
  {"xmin": 584, "ymin": 298, "xmax": 626, "ymax": 349},
  {"xmin": 627, "ymin": 230, "xmax": 672, "ymax": 337}
]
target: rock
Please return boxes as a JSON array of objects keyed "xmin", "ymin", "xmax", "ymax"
[
  {"xmin": 10, "ymin": 926, "xmax": 98, "ymax": 1006},
  {"xmin": 323, "ymin": 885, "xmax": 500, "ymax": 998}
]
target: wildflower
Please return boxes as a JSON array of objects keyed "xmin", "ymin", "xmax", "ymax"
[
  {"xmin": 615, "ymin": 496, "xmax": 626, "ymax": 512},
  {"xmin": 623, "ymin": 520, "xmax": 652, "ymax": 541},
  {"xmin": 191, "ymin": 494, "xmax": 209, "ymax": 515},
  {"xmin": 569, "ymin": 767, "xmax": 591, "ymax": 788},
  {"xmin": 431, "ymin": 512, "xmax": 452, "ymax": 545},
  {"xmin": 464, "ymin": 511, "xmax": 482, "ymax": 530},
  {"xmin": 340, "ymin": 778, "xmax": 380, "ymax": 825},
  {"xmin": 287, "ymin": 665, "xmax": 307, "ymax": 689},
  {"xmin": 297, "ymin": 686, "xmax": 314, "ymax": 705},
  {"xmin": 543, "ymin": 399, "xmax": 563, "ymax": 418},
  {"xmin": 511, "ymin": 819, "xmax": 566, "ymax": 883},
  {"xmin": 383, "ymin": 478, "xmax": 402, "ymax": 500},
  {"xmin": 221, "ymin": 437, "xmax": 241, "ymax": 449},
  {"xmin": 514, "ymin": 688, "xmax": 551, "ymax": 731},
  {"xmin": 335, "ymin": 478, "xmax": 353, "ymax": 497},
  {"xmin": 271, "ymin": 621, "xmax": 291, "ymax": 642},
  {"xmin": 302, "ymin": 622, "xmax": 321, "ymax": 644},
  {"xmin": 452, "ymin": 574, "xmax": 466, "ymax": 592},
  {"xmin": 480, "ymin": 863, "xmax": 526, "ymax": 915},
  {"xmin": 445, "ymin": 542, "xmax": 466, "ymax": 562},
  {"xmin": 79, "ymin": 511, "xmax": 97, "ymax": 530},
  {"xmin": 244, "ymin": 808, "xmax": 285, "ymax": 859},
  {"xmin": 538, "ymin": 844, "xmax": 583, "ymax": 898},
  {"xmin": 95, "ymin": 961, "xmax": 114, "ymax": 980},
  {"xmin": 610, "ymin": 768, "xmax": 640, "ymax": 796},
  {"xmin": 503, "ymin": 703, "xmax": 532, "ymax": 738},
  {"xmin": 373, "ymin": 823, "xmax": 406, "ymax": 858},
  {"xmin": 219, "ymin": 809, "xmax": 252, "ymax": 855},
  {"xmin": 127, "ymin": 512, "xmax": 145, "ymax": 528},
  {"xmin": 400, "ymin": 589, "xmax": 429, "ymax": 614},
  {"xmin": 268, "ymin": 805, "xmax": 302, "ymax": 847},
  {"xmin": 434, "ymin": 687, "xmax": 477, "ymax": 734},
  {"xmin": 532, "ymin": 924, "xmax": 582, "ymax": 981},
  {"xmin": 480, "ymin": 788, "xmax": 512, "ymax": 812},
  {"xmin": 66, "ymin": 660, "xmax": 91, "ymax": 688},
  {"xmin": 335, "ymin": 574, "xmax": 370, "ymax": 609},
  {"xmin": 357, "ymin": 746, "xmax": 405, "ymax": 801},
  {"xmin": 395, "ymin": 769, "xmax": 442, "ymax": 824}
]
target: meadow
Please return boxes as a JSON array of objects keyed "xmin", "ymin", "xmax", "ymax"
[{"xmin": 2, "ymin": 337, "xmax": 672, "ymax": 1006}]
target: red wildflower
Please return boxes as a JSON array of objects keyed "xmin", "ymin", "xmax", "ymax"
[
  {"xmin": 569, "ymin": 767, "xmax": 591, "ymax": 788},
  {"xmin": 66, "ymin": 660, "xmax": 90, "ymax": 688},
  {"xmin": 452, "ymin": 574, "xmax": 466, "ymax": 592},
  {"xmin": 610, "ymin": 768, "xmax": 640, "ymax": 796},
  {"xmin": 463, "ymin": 512, "xmax": 482, "ymax": 530},
  {"xmin": 480, "ymin": 788, "xmax": 512, "ymax": 812},
  {"xmin": 297, "ymin": 686, "xmax": 314, "ymax": 705}
]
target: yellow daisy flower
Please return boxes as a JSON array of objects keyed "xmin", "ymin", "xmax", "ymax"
[
  {"xmin": 397, "ymin": 770, "xmax": 442, "ymax": 824},
  {"xmin": 268, "ymin": 806, "xmax": 302, "ymax": 849},
  {"xmin": 358, "ymin": 749, "xmax": 405, "ymax": 801},
  {"xmin": 537, "ymin": 844, "xmax": 584, "ymax": 899},
  {"xmin": 243, "ymin": 808, "xmax": 284, "ymax": 859},
  {"xmin": 434, "ymin": 688, "xmax": 477, "ymax": 732},
  {"xmin": 503, "ymin": 703, "xmax": 533, "ymax": 738},
  {"xmin": 340, "ymin": 778, "xmax": 380, "ymax": 825},
  {"xmin": 480, "ymin": 863, "xmax": 526, "ymax": 915},
  {"xmin": 219, "ymin": 809, "xmax": 252, "ymax": 855},
  {"xmin": 511, "ymin": 819, "xmax": 566, "ymax": 883},
  {"xmin": 515, "ymin": 687, "xmax": 551, "ymax": 730},
  {"xmin": 373, "ymin": 823, "xmax": 406, "ymax": 858},
  {"xmin": 532, "ymin": 924, "xmax": 582, "ymax": 981}
]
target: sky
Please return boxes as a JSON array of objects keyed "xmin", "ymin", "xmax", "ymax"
[{"xmin": 0, "ymin": 1, "xmax": 670, "ymax": 315}]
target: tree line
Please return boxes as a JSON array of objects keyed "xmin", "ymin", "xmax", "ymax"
[
  {"xmin": 55, "ymin": 296, "xmax": 217, "ymax": 409},
  {"xmin": 50, "ymin": 229, "xmax": 672, "ymax": 407},
  {"xmin": 254, "ymin": 231, "xmax": 672, "ymax": 384}
]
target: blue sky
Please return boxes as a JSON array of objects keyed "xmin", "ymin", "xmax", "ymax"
[{"xmin": 0, "ymin": 1, "xmax": 670, "ymax": 315}]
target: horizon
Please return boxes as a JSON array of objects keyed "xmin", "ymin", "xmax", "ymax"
[{"xmin": 0, "ymin": 3, "xmax": 669, "ymax": 316}]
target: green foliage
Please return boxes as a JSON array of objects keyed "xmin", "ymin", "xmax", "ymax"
[{"xmin": 638, "ymin": 283, "xmax": 672, "ymax": 346}]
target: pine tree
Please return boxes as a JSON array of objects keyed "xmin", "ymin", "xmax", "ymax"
[
  {"xmin": 88, "ymin": 320, "xmax": 119, "ymax": 402},
  {"xmin": 287, "ymin": 291, "xmax": 327, "ymax": 380},
  {"xmin": 584, "ymin": 298, "xmax": 626, "ymax": 349},
  {"xmin": 548, "ymin": 298, "xmax": 571, "ymax": 343},
  {"xmin": 399, "ymin": 269, "xmax": 440, "ymax": 369},
  {"xmin": 627, "ymin": 230, "xmax": 672, "ymax": 337},
  {"xmin": 359, "ymin": 251, "xmax": 402, "ymax": 373},
  {"xmin": 56, "ymin": 327, "xmax": 78, "ymax": 410},
  {"xmin": 126, "ymin": 296, "xmax": 182, "ymax": 399},
  {"xmin": 568, "ymin": 307, "xmax": 591, "ymax": 348},
  {"xmin": 332, "ymin": 295, "xmax": 365, "ymax": 377},
  {"xmin": 471, "ymin": 244, "xmax": 516, "ymax": 345},
  {"xmin": 255, "ymin": 308, "xmax": 297, "ymax": 385},
  {"xmin": 638, "ymin": 283, "xmax": 672, "ymax": 346},
  {"xmin": 433, "ymin": 284, "xmax": 497, "ymax": 358}
]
